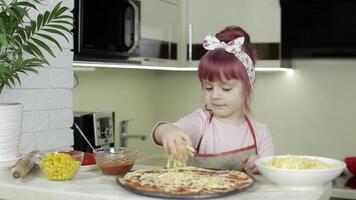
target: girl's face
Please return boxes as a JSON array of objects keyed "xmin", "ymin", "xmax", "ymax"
[{"xmin": 202, "ymin": 78, "xmax": 245, "ymax": 120}]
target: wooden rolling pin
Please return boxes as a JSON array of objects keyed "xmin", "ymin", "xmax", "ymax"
[{"xmin": 12, "ymin": 150, "xmax": 39, "ymax": 179}]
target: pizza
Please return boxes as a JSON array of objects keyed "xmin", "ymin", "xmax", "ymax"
[{"xmin": 118, "ymin": 166, "xmax": 253, "ymax": 195}]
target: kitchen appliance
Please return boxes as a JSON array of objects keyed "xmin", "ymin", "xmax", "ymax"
[
  {"xmin": 73, "ymin": 112, "xmax": 115, "ymax": 152},
  {"xmin": 73, "ymin": 0, "xmax": 140, "ymax": 61},
  {"xmin": 280, "ymin": 0, "xmax": 356, "ymax": 67}
]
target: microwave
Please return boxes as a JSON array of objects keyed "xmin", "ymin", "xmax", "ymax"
[{"xmin": 74, "ymin": 0, "xmax": 141, "ymax": 60}]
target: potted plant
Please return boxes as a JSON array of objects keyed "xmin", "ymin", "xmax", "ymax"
[{"xmin": 0, "ymin": 0, "xmax": 72, "ymax": 166}]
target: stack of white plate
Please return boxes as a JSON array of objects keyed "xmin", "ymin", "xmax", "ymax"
[{"xmin": 0, "ymin": 103, "xmax": 23, "ymax": 170}]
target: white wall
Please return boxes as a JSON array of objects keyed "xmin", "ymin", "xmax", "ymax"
[
  {"xmin": 0, "ymin": 0, "xmax": 74, "ymax": 153},
  {"xmin": 253, "ymin": 59, "xmax": 356, "ymax": 159}
]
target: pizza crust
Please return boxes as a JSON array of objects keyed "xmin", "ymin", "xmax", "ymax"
[{"xmin": 119, "ymin": 167, "xmax": 253, "ymax": 195}]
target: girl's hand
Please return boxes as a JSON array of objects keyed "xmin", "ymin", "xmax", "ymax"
[
  {"xmin": 240, "ymin": 155, "xmax": 259, "ymax": 174},
  {"xmin": 160, "ymin": 129, "xmax": 192, "ymax": 160}
]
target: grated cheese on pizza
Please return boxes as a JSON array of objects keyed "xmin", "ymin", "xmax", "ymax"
[{"xmin": 120, "ymin": 166, "xmax": 253, "ymax": 195}]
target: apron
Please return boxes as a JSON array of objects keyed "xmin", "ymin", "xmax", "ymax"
[{"xmin": 188, "ymin": 115, "xmax": 258, "ymax": 171}]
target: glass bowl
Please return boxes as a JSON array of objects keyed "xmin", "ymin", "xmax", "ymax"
[
  {"xmin": 94, "ymin": 147, "xmax": 137, "ymax": 175},
  {"xmin": 37, "ymin": 150, "xmax": 84, "ymax": 180}
]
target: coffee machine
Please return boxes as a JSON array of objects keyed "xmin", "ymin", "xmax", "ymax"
[{"xmin": 73, "ymin": 112, "xmax": 115, "ymax": 152}]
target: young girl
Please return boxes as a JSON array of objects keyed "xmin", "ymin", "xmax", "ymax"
[{"xmin": 152, "ymin": 26, "xmax": 274, "ymax": 174}]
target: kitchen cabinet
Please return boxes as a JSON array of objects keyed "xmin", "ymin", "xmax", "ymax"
[
  {"xmin": 139, "ymin": 0, "xmax": 182, "ymax": 67},
  {"xmin": 73, "ymin": 0, "xmax": 282, "ymax": 69},
  {"xmin": 187, "ymin": 0, "xmax": 280, "ymax": 44},
  {"xmin": 185, "ymin": 0, "xmax": 280, "ymax": 67},
  {"xmin": 139, "ymin": 0, "xmax": 281, "ymax": 68}
]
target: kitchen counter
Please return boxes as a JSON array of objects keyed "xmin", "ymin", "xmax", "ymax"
[
  {"xmin": 332, "ymin": 172, "xmax": 356, "ymax": 199},
  {"xmin": 0, "ymin": 165, "xmax": 331, "ymax": 200}
]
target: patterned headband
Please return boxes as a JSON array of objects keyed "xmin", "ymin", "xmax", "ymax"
[{"xmin": 202, "ymin": 34, "xmax": 255, "ymax": 88}]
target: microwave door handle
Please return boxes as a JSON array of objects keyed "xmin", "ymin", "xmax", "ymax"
[
  {"xmin": 77, "ymin": 0, "xmax": 83, "ymax": 53},
  {"xmin": 127, "ymin": 0, "xmax": 139, "ymax": 54}
]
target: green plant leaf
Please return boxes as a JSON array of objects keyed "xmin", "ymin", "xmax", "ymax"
[
  {"xmin": 13, "ymin": 35, "xmax": 22, "ymax": 46},
  {"xmin": 25, "ymin": 25, "xmax": 31, "ymax": 39},
  {"xmin": 23, "ymin": 67, "xmax": 39, "ymax": 73},
  {"xmin": 0, "ymin": 18, "xmax": 5, "ymax": 32},
  {"xmin": 31, "ymin": 37, "xmax": 55, "ymax": 57},
  {"xmin": 55, "ymin": 15, "xmax": 73, "ymax": 20},
  {"xmin": 7, "ymin": 74, "xmax": 15, "ymax": 85},
  {"xmin": 22, "ymin": 45, "xmax": 37, "ymax": 57},
  {"xmin": 0, "ymin": 0, "xmax": 71, "ymax": 95},
  {"xmin": 36, "ymin": 14, "xmax": 43, "ymax": 30},
  {"xmin": 53, "ymin": 6, "xmax": 68, "ymax": 18},
  {"xmin": 42, "ymin": 28, "xmax": 69, "ymax": 42},
  {"xmin": 48, "ymin": 2, "xmax": 61, "ymax": 21},
  {"xmin": 36, "ymin": 33, "xmax": 62, "ymax": 51},
  {"xmin": 51, "ymin": 20, "xmax": 72, "ymax": 26},
  {"xmin": 47, "ymin": 24, "xmax": 71, "ymax": 33},
  {"xmin": 30, "ymin": 20, "xmax": 36, "ymax": 35},
  {"xmin": 17, "ymin": 29, "xmax": 26, "ymax": 41},
  {"xmin": 0, "ymin": 33, "xmax": 7, "ymax": 46},
  {"xmin": 42, "ymin": 11, "xmax": 50, "ymax": 26},
  {"xmin": 16, "ymin": 1, "xmax": 37, "ymax": 10},
  {"xmin": 13, "ymin": 73, "xmax": 21, "ymax": 84},
  {"xmin": 9, "ymin": 7, "xmax": 21, "ymax": 19},
  {"xmin": 27, "ymin": 42, "xmax": 46, "ymax": 60}
]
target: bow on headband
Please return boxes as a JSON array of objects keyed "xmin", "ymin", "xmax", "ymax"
[{"xmin": 203, "ymin": 34, "xmax": 255, "ymax": 88}]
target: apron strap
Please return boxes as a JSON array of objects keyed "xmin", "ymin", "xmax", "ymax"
[
  {"xmin": 196, "ymin": 111, "xmax": 213, "ymax": 153},
  {"xmin": 196, "ymin": 114, "xmax": 258, "ymax": 155},
  {"xmin": 244, "ymin": 115, "xmax": 258, "ymax": 155}
]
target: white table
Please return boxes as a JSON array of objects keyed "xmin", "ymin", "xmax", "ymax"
[{"xmin": 0, "ymin": 165, "xmax": 332, "ymax": 200}]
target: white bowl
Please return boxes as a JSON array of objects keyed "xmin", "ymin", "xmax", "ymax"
[{"xmin": 255, "ymin": 155, "xmax": 346, "ymax": 187}]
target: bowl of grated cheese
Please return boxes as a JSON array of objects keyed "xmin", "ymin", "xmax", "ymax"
[{"xmin": 255, "ymin": 155, "xmax": 346, "ymax": 187}]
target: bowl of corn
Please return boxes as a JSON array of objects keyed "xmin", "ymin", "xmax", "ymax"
[{"xmin": 36, "ymin": 150, "xmax": 84, "ymax": 180}]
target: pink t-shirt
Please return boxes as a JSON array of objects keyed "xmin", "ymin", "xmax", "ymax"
[{"xmin": 153, "ymin": 108, "xmax": 274, "ymax": 158}]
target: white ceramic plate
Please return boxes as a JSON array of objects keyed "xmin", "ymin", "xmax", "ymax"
[{"xmin": 0, "ymin": 154, "xmax": 23, "ymax": 171}]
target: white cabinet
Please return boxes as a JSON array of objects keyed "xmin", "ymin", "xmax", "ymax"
[
  {"xmin": 138, "ymin": 0, "xmax": 281, "ymax": 68},
  {"xmin": 187, "ymin": 0, "xmax": 280, "ymax": 43},
  {"xmin": 184, "ymin": 0, "xmax": 281, "ymax": 67},
  {"xmin": 140, "ymin": 0, "xmax": 182, "ymax": 66}
]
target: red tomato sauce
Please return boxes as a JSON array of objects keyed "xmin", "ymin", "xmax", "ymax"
[{"xmin": 99, "ymin": 162, "xmax": 134, "ymax": 175}]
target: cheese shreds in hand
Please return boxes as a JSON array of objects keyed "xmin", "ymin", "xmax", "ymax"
[
  {"xmin": 166, "ymin": 144, "xmax": 196, "ymax": 168},
  {"xmin": 266, "ymin": 156, "xmax": 337, "ymax": 169}
]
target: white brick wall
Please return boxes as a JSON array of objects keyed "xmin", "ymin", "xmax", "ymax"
[{"xmin": 0, "ymin": 0, "xmax": 74, "ymax": 153}]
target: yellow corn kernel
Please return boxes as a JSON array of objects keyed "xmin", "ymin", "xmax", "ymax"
[{"xmin": 39, "ymin": 152, "xmax": 80, "ymax": 180}]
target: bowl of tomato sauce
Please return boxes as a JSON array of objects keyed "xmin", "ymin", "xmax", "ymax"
[{"xmin": 94, "ymin": 147, "xmax": 137, "ymax": 175}]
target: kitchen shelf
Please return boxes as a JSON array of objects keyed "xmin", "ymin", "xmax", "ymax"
[{"xmin": 73, "ymin": 61, "xmax": 293, "ymax": 73}]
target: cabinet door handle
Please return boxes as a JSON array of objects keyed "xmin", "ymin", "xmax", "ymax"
[{"xmin": 188, "ymin": 23, "xmax": 193, "ymax": 62}]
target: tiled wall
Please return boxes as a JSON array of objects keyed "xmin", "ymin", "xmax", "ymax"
[{"xmin": 0, "ymin": 0, "xmax": 74, "ymax": 153}]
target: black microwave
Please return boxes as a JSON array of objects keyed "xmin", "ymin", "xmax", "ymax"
[{"xmin": 73, "ymin": 0, "xmax": 140, "ymax": 60}]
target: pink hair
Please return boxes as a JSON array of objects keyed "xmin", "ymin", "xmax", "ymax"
[{"xmin": 198, "ymin": 26, "xmax": 257, "ymax": 113}]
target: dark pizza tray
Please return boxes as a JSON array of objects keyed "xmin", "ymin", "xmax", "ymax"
[{"xmin": 116, "ymin": 173, "xmax": 254, "ymax": 199}]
